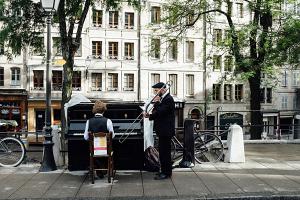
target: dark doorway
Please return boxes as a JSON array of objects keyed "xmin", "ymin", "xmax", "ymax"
[
  {"xmin": 35, "ymin": 110, "xmax": 45, "ymax": 132},
  {"xmin": 206, "ymin": 116, "xmax": 215, "ymax": 130}
]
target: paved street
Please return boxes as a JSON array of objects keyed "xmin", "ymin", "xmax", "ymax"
[{"xmin": 0, "ymin": 143, "xmax": 300, "ymax": 200}]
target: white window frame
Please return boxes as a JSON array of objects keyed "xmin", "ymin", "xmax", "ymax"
[
  {"xmin": 281, "ymin": 96, "xmax": 288, "ymax": 109},
  {"xmin": 186, "ymin": 74, "xmax": 194, "ymax": 96},
  {"xmin": 281, "ymin": 70, "xmax": 287, "ymax": 87},
  {"xmin": 107, "ymin": 73, "xmax": 118, "ymax": 91},
  {"xmin": 11, "ymin": 67, "xmax": 21, "ymax": 86},
  {"xmin": 124, "ymin": 73, "xmax": 134, "ymax": 91},
  {"xmin": 292, "ymin": 71, "xmax": 300, "ymax": 86},
  {"xmin": 169, "ymin": 74, "xmax": 177, "ymax": 95},
  {"xmin": 186, "ymin": 41, "xmax": 194, "ymax": 62},
  {"xmin": 91, "ymin": 73, "xmax": 102, "ymax": 91},
  {"xmin": 151, "ymin": 73, "xmax": 160, "ymax": 94},
  {"xmin": 92, "ymin": 41, "xmax": 102, "ymax": 59}
]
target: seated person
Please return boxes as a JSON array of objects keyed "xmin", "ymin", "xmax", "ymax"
[{"xmin": 84, "ymin": 100, "xmax": 114, "ymax": 178}]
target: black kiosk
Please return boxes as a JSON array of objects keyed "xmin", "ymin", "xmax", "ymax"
[{"xmin": 66, "ymin": 102, "xmax": 144, "ymax": 171}]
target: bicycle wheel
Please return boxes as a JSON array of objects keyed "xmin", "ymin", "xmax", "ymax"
[
  {"xmin": 171, "ymin": 139, "xmax": 182, "ymax": 161},
  {"xmin": 0, "ymin": 137, "xmax": 26, "ymax": 167},
  {"xmin": 194, "ymin": 132, "xmax": 223, "ymax": 163}
]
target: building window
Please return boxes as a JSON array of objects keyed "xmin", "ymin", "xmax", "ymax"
[
  {"xmin": 109, "ymin": 11, "xmax": 118, "ymax": 28},
  {"xmin": 224, "ymin": 84, "xmax": 232, "ymax": 100},
  {"xmin": 260, "ymin": 87, "xmax": 272, "ymax": 103},
  {"xmin": 92, "ymin": 41, "xmax": 102, "ymax": 59},
  {"xmin": 294, "ymin": 96, "xmax": 297, "ymax": 109},
  {"xmin": 226, "ymin": 1, "xmax": 233, "ymax": 17},
  {"xmin": 72, "ymin": 71, "xmax": 81, "ymax": 90},
  {"xmin": 224, "ymin": 56, "xmax": 233, "ymax": 72},
  {"xmin": 214, "ymin": 0, "xmax": 222, "ymax": 15},
  {"xmin": 33, "ymin": 70, "xmax": 44, "ymax": 89},
  {"xmin": 73, "ymin": 38, "xmax": 82, "ymax": 57},
  {"xmin": 213, "ymin": 29, "xmax": 222, "ymax": 46},
  {"xmin": 186, "ymin": 74, "xmax": 194, "ymax": 96},
  {"xmin": 108, "ymin": 42, "xmax": 118, "ymax": 59},
  {"xmin": 0, "ymin": 43, "xmax": 4, "ymax": 55},
  {"xmin": 91, "ymin": 73, "xmax": 102, "ymax": 91},
  {"xmin": 151, "ymin": 73, "xmax": 160, "ymax": 94},
  {"xmin": 235, "ymin": 84, "xmax": 243, "ymax": 101},
  {"xmin": 53, "ymin": 37, "xmax": 62, "ymax": 56},
  {"xmin": 124, "ymin": 42, "xmax": 134, "ymax": 60},
  {"xmin": 186, "ymin": 10, "xmax": 195, "ymax": 25},
  {"xmin": 168, "ymin": 40, "xmax": 177, "ymax": 61},
  {"xmin": 186, "ymin": 41, "xmax": 194, "ymax": 62},
  {"xmin": 281, "ymin": 96, "xmax": 288, "ymax": 109},
  {"xmin": 52, "ymin": 71, "xmax": 62, "ymax": 91},
  {"xmin": 224, "ymin": 29, "xmax": 231, "ymax": 44},
  {"xmin": 31, "ymin": 37, "xmax": 44, "ymax": 56},
  {"xmin": 168, "ymin": 9, "xmax": 177, "ymax": 25},
  {"xmin": 151, "ymin": 7, "xmax": 161, "ymax": 24},
  {"xmin": 213, "ymin": 84, "xmax": 221, "ymax": 100},
  {"xmin": 236, "ymin": 3, "xmax": 243, "ymax": 18},
  {"xmin": 92, "ymin": 9, "xmax": 103, "ymax": 27},
  {"xmin": 150, "ymin": 39, "xmax": 160, "ymax": 59},
  {"xmin": 260, "ymin": 88, "xmax": 265, "ymax": 103},
  {"xmin": 11, "ymin": 67, "xmax": 20, "ymax": 86},
  {"xmin": 124, "ymin": 73, "xmax": 134, "ymax": 91},
  {"xmin": 266, "ymin": 88, "xmax": 272, "ymax": 103},
  {"xmin": 151, "ymin": 73, "xmax": 160, "ymax": 84},
  {"xmin": 125, "ymin": 12, "xmax": 134, "ymax": 29},
  {"xmin": 0, "ymin": 67, "xmax": 4, "ymax": 86},
  {"xmin": 213, "ymin": 55, "xmax": 222, "ymax": 71},
  {"xmin": 53, "ymin": 38, "xmax": 81, "ymax": 57},
  {"xmin": 292, "ymin": 71, "xmax": 300, "ymax": 86},
  {"xmin": 281, "ymin": 70, "xmax": 287, "ymax": 87},
  {"xmin": 169, "ymin": 74, "xmax": 177, "ymax": 95},
  {"xmin": 108, "ymin": 73, "xmax": 118, "ymax": 91}
]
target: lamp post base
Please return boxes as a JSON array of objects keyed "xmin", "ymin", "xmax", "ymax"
[{"xmin": 39, "ymin": 135, "xmax": 57, "ymax": 172}]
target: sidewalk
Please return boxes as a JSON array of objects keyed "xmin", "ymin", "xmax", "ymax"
[{"xmin": 1, "ymin": 143, "xmax": 300, "ymax": 200}]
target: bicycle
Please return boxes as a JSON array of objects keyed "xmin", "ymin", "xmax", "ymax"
[
  {"xmin": 170, "ymin": 131, "xmax": 224, "ymax": 164},
  {"xmin": 154, "ymin": 128, "xmax": 225, "ymax": 164},
  {"xmin": 0, "ymin": 134, "xmax": 26, "ymax": 167}
]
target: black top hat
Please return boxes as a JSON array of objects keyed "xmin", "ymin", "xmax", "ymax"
[{"xmin": 152, "ymin": 82, "xmax": 165, "ymax": 88}]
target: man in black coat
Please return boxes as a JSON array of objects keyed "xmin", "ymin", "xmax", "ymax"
[{"xmin": 145, "ymin": 82, "xmax": 175, "ymax": 180}]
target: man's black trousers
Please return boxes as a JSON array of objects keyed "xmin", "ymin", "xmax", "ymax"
[{"xmin": 158, "ymin": 135, "xmax": 172, "ymax": 176}]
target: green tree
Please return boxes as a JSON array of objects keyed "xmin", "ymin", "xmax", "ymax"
[
  {"xmin": 270, "ymin": 18, "xmax": 300, "ymax": 67},
  {"xmin": 159, "ymin": 0, "xmax": 299, "ymax": 139}
]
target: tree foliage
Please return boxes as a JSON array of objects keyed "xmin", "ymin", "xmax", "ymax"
[
  {"xmin": 0, "ymin": 0, "xmax": 45, "ymax": 58},
  {"xmin": 269, "ymin": 18, "xmax": 300, "ymax": 68},
  {"xmin": 158, "ymin": 0, "xmax": 299, "ymax": 139}
]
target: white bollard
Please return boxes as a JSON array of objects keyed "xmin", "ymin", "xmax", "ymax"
[
  {"xmin": 52, "ymin": 126, "xmax": 64, "ymax": 167},
  {"xmin": 225, "ymin": 124, "xmax": 245, "ymax": 163}
]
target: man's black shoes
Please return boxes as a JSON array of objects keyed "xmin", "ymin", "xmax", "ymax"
[{"xmin": 154, "ymin": 173, "xmax": 171, "ymax": 180}]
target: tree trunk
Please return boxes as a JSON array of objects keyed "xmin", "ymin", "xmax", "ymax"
[
  {"xmin": 248, "ymin": 70, "xmax": 263, "ymax": 139},
  {"xmin": 60, "ymin": 54, "xmax": 74, "ymax": 165}
]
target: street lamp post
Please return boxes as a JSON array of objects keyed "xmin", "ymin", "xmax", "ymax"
[{"xmin": 39, "ymin": 0, "xmax": 61, "ymax": 172}]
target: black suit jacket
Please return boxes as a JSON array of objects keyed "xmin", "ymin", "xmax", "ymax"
[{"xmin": 149, "ymin": 93, "xmax": 175, "ymax": 137}]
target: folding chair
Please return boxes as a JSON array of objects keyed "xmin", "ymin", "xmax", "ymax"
[{"xmin": 89, "ymin": 132, "xmax": 114, "ymax": 184}]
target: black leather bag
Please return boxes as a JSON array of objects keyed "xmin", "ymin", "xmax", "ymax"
[{"xmin": 144, "ymin": 146, "xmax": 160, "ymax": 172}]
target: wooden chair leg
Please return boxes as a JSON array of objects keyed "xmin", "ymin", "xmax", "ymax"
[
  {"xmin": 108, "ymin": 157, "xmax": 111, "ymax": 183},
  {"xmin": 90, "ymin": 157, "xmax": 95, "ymax": 184}
]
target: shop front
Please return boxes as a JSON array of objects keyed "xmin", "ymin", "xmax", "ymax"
[
  {"xmin": 27, "ymin": 100, "xmax": 61, "ymax": 143},
  {"xmin": 0, "ymin": 89, "xmax": 27, "ymax": 132}
]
